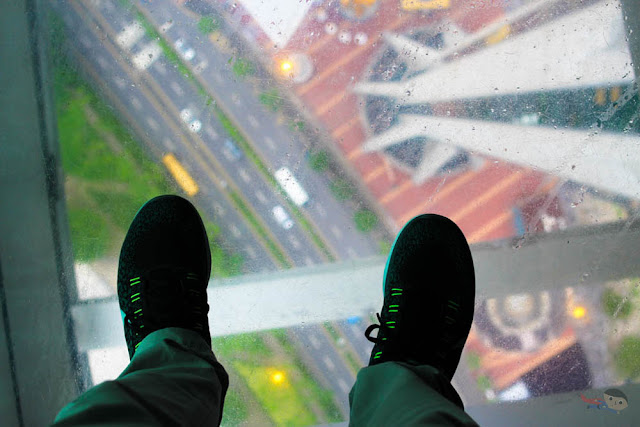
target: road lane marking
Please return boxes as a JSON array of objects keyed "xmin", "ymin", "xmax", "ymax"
[
  {"xmin": 323, "ymin": 355, "xmax": 336, "ymax": 371},
  {"xmin": 213, "ymin": 70, "xmax": 223, "ymax": 83},
  {"xmin": 80, "ymin": 35, "xmax": 91, "ymax": 48},
  {"xmin": 115, "ymin": 77, "xmax": 126, "ymax": 89},
  {"xmin": 338, "ymin": 378, "xmax": 351, "ymax": 393},
  {"xmin": 309, "ymin": 335, "xmax": 321, "ymax": 349},
  {"xmin": 248, "ymin": 114, "xmax": 259, "ymax": 128},
  {"xmin": 230, "ymin": 224, "xmax": 241, "ymax": 237},
  {"xmin": 163, "ymin": 138, "xmax": 175, "ymax": 151},
  {"xmin": 288, "ymin": 235, "xmax": 301, "ymax": 249},
  {"xmin": 239, "ymin": 168, "xmax": 251, "ymax": 183},
  {"xmin": 96, "ymin": 55, "xmax": 108, "ymax": 69},
  {"xmin": 170, "ymin": 81, "xmax": 184, "ymax": 96},
  {"xmin": 245, "ymin": 245, "xmax": 257, "ymax": 259},
  {"xmin": 347, "ymin": 247, "xmax": 357, "ymax": 258},
  {"xmin": 264, "ymin": 136, "xmax": 276, "ymax": 151},
  {"xmin": 205, "ymin": 126, "xmax": 218, "ymax": 139},
  {"xmin": 146, "ymin": 116, "xmax": 159, "ymax": 131},
  {"xmin": 331, "ymin": 225, "xmax": 343, "ymax": 239},
  {"xmin": 213, "ymin": 202, "xmax": 225, "ymax": 216},
  {"xmin": 316, "ymin": 204, "xmax": 327, "ymax": 217},
  {"xmin": 304, "ymin": 256, "xmax": 315, "ymax": 266},
  {"xmin": 231, "ymin": 93, "xmax": 241, "ymax": 105},
  {"xmin": 154, "ymin": 62, "xmax": 167, "ymax": 75},
  {"xmin": 255, "ymin": 190, "xmax": 267, "ymax": 204},
  {"xmin": 131, "ymin": 96, "xmax": 142, "ymax": 111}
]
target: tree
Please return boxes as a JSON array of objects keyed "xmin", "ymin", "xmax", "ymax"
[
  {"xmin": 198, "ymin": 16, "xmax": 219, "ymax": 35},
  {"xmin": 602, "ymin": 288, "xmax": 633, "ymax": 319},
  {"xmin": 259, "ymin": 89, "xmax": 282, "ymax": 112},
  {"xmin": 354, "ymin": 209, "xmax": 378, "ymax": 233},
  {"xmin": 330, "ymin": 179, "xmax": 355, "ymax": 201},
  {"xmin": 232, "ymin": 58, "xmax": 255, "ymax": 78},
  {"xmin": 308, "ymin": 151, "xmax": 330, "ymax": 172},
  {"xmin": 615, "ymin": 337, "xmax": 640, "ymax": 379}
]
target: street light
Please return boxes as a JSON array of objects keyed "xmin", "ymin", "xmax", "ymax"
[
  {"xmin": 281, "ymin": 61, "xmax": 293, "ymax": 72},
  {"xmin": 271, "ymin": 370, "xmax": 285, "ymax": 384},
  {"xmin": 276, "ymin": 54, "xmax": 314, "ymax": 83},
  {"xmin": 572, "ymin": 306, "xmax": 587, "ymax": 319}
]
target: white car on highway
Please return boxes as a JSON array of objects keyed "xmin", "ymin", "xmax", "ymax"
[
  {"xmin": 272, "ymin": 205, "xmax": 294, "ymax": 230},
  {"xmin": 179, "ymin": 108, "xmax": 202, "ymax": 133},
  {"xmin": 174, "ymin": 38, "xmax": 196, "ymax": 61}
]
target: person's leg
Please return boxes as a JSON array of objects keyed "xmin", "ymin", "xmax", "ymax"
[
  {"xmin": 53, "ymin": 328, "xmax": 228, "ymax": 426},
  {"xmin": 53, "ymin": 195, "xmax": 229, "ymax": 426},
  {"xmin": 349, "ymin": 363, "xmax": 477, "ymax": 426},
  {"xmin": 350, "ymin": 214, "xmax": 478, "ymax": 426}
]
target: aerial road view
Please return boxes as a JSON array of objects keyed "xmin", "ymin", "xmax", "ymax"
[{"xmin": 46, "ymin": 0, "xmax": 640, "ymax": 425}]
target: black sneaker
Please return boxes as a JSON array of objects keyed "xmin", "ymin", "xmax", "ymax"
[
  {"xmin": 118, "ymin": 195, "xmax": 212, "ymax": 359},
  {"xmin": 364, "ymin": 214, "xmax": 475, "ymax": 380}
]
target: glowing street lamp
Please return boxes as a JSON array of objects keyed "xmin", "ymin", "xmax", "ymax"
[
  {"xmin": 271, "ymin": 370, "xmax": 285, "ymax": 384},
  {"xmin": 276, "ymin": 53, "xmax": 313, "ymax": 83},
  {"xmin": 281, "ymin": 61, "xmax": 293, "ymax": 72},
  {"xmin": 572, "ymin": 306, "xmax": 587, "ymax": 319}
]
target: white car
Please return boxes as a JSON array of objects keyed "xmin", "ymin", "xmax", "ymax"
[
  {"xmin": 272, "ymin": 205, "xmax": 294, "ymax": 230},
  {"xmin": 189, "ymin": 120, "xmax": 202, "ymax": 133},
  {"xmin": 179, "ymin": 108, "xmax": 192, "ymax": 123},
  {"xmin": 174, "ymin": 38, "xmax": 196, "ymax": 61},
  {"xmin": 179, "ymin": 109, "xmax": 201, "ymax": 133},
  {"xmin": 183, "ymin": 48, "xmax": 196, "ymax": 61}
]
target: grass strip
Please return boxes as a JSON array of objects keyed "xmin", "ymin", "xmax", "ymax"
[
  {"xmin": 228, "ymin": 190, "xmax": 291, "ymax": 268},
  {"xmin": 133, "ymin": 4, "xmax": 337, "ymax": 263},
  {"xmin": 213, "ymin": 331, "xmax": 342, "ymax": 425},
  {"xmin": 234, "ymin": 361, "xmax": 317, "ymax": 426},
  {"xmin": 136, "ymin": 12, "xmax": 194, "ymax": 81},
  {"xmin": 215, "ymin": 110, "xmax": 336, "ymax": 261},
  {"xmin": 271, "ymin": 330, "xmax": 343, "ymax": 422},
  {"xmin": 51, "ymin": 11, "xmax": 242, "ymax": 275},
  {"xmin": 134, "ymin": 8, "xmax": 296, "ymax": 268},
  {"xmin": 344, "ymin": 351, "xmax": 363, "ymax": 374}
]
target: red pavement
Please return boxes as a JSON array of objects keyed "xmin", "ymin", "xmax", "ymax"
[
  {"xmin": 278, "ymin": 2, "xmax": 576, "ymax": 392},
  {"xmin": 277, "ymin": 0, "xmax": 554, "ymax": 242}
]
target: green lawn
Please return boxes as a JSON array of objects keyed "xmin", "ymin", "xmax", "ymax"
[
  {"xmin": 212, "ymin": 331, "xmax": 343, "ymax": 426},
  {"xmin": 52, "ymin": 21, "xmax": 242, "ymax": 276},
  {"xmin": 234, "ymin": 361, "xmax": 316, "ymax": 426}
]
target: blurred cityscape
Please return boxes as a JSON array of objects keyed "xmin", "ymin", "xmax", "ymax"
[{"xmin": 48, "ymin": 0, "xmax": 640, "ymax": 425}]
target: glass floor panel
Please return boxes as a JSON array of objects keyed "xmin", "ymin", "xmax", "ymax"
[{"xmin": 2, "ymin": 0, "xmax": 640, "ymax": 425}]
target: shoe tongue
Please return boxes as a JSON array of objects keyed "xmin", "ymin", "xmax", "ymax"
[{"xmin": 144, "ymin": 268, "xmax": 187, "ymax": 327}]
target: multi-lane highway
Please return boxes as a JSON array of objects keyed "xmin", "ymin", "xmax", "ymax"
[
  {"xmin": 52, "ymin": 0, "xmax": 382, "ymax": 415},
  {"xmin": 136, "ymin": 0, "xmax": 383, "ymax": 261}
]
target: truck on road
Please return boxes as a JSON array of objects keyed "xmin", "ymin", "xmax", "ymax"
[{"xmin": 274, "ymin": 167, "xmax": 309, "ymax": 207}]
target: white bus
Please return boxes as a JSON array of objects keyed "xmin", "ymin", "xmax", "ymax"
[{"xmin": 274, "ymin": 167, "xmax": 309, "ymax": 207}]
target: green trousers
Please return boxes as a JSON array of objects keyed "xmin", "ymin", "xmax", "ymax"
[{"xmin": 53, "ymin": 328, "xmax": 478, "ymax": 426}]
